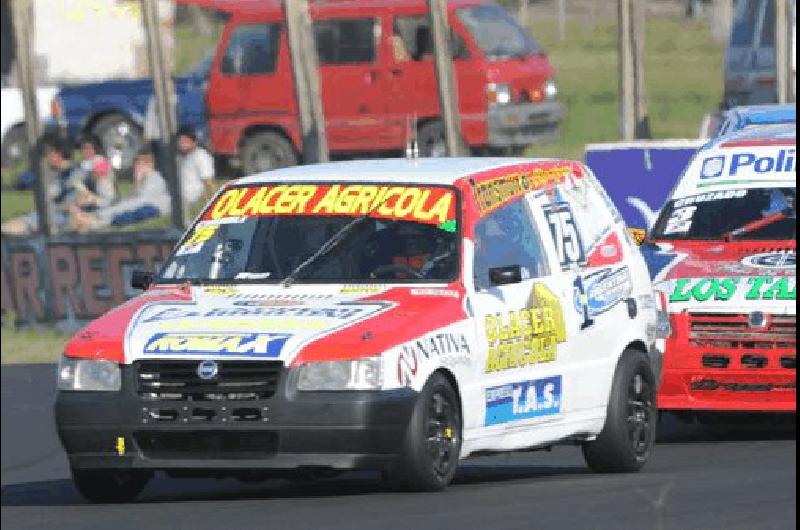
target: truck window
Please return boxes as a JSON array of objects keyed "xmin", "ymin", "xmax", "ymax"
[
  {"xmin": 314, "ymin": 19, "xmax": 376, "ymax": 65},
  {"xmin": 457, "ymin": 4, "xmax": 541, "ymax": 60},
  {"xmin": 473, "ymin": 199, "xmax": 549, "ymax": 289},
  {"xmin": 730, "ymin": 0, "xmax": 762, "ymax": 46},
  {"xmin": 221, "ymin": 24, "xmax": 281, "ymax": 76},
  {"xmin": 759, "ymin": 0, "xmax": 776, "ymax": 47},
  {"xmin": 392, "ymin": 16, "xmax": 468, "ymax": 62}
]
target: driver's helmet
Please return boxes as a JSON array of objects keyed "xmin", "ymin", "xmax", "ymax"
[{"xmin": 391, "ymin": 223, "xmax": 435, "ymax": 272}]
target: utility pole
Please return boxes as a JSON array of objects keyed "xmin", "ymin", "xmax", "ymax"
[
  {"xmin": 12, "ymin": 0, "xmax": 53, "ymax": 235},
  {"xmin": 284, "ymin": 0, "xmax": 328, "ymax": 163},
  {"xmin": 775, "ymin": 0, "xmax": 794, "ymax": 103},
  {"xmin": 618, "ymin": 0, "xmax": 650, "ymax": 140},
  {"xmin": 141, "ymin": 0, "xmax": 184, "ymax": 229},
  {"xmin": 519, "ymin": 0, "xmax": 528, "ymax": 27},
  {"xmin": 558, "ymin": 0, "xmax": 567, "ymax": 42},
  {"xmin": 427, "ymin": 0, "xmax": 465, "ymax": 156}
]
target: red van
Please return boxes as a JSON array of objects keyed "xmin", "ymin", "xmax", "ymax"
[{"xmin": 206, "ymin": 0, "xmax": 562, "ymax": 175}]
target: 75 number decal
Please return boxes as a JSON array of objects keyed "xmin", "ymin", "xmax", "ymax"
[{"xmin": 545, "ymin": 202, "xmax": 585, "ymax": 268}]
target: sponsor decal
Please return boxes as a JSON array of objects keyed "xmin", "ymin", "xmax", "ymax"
[
  {"xmin": 627, "ymin": 228, "xmax": 646, "ymax": 246},
  {"xmin": 176, "ymin": 224, "xmax": 219, "ymax": 256},
  {"xmin": 472, "ymin": 165, "xmax": 576, "ymax": 215},
  {"xmin": 544, "ymin": 202, "xmax": 586, "ymax": 268},
  {"xmin": 143, "ymin": 332, "xmax": 290, "ymax": 357},
  {"xmin": 741, "ymin": 251, "xmax": 796, "ymax": 270},
  {"xmin": 485, "ymin": 376, "xmax": 562, "ymax": 426},
  {"xmin": 157, "ymin": 318, "xmax": 331, "ymax": 331},
  {"xmin": 575, "ymin": 267, "xmax": 633, "ymax": 317},
  {"xmin": 140, "ymin": 303, "xmax": 387, "ymax": 323},
  {"xmin": 339, "ymin": 285, "xmax": 385, "ymax": 295},
  {"xmin": 397, "ymin": 333, "xmax": 472, "ymax": 386},
  {"xmin": 663, "ymin": 205, "xmax": 697, "ymax": 235},
  {"xmin": 669, "ymin": 276, "xmax": 796, "ymax": 302},
  {"xmin": 484, "ymin": 284, "xmax": 566, "ymax": 373},
  {"xmin": 409, "ymin": 288, "xmax": 460, "ymax": 298},
  {"xmin": 673, "ymin": 189, "xmax": 748, "ymax": 208},
  {"xmin": 205, "ymin": 184, "xmax": 457, "ymax": 229},
  {"xmin": 699, "ymin": 148, "xmax": 795, "ymax": 181}
]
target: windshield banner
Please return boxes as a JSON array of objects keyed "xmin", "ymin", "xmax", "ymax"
[{"xmin": 204, "ymin": 184, "xmax": 457, "ymax": 229}]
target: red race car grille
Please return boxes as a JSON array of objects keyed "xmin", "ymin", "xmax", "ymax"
[{"xmin": 688, "ymin": 313, "xmax": 796, "ymax": 351}]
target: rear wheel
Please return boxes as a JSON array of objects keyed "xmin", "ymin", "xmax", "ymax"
[
  {"xmin": 91, "ymin": 114, "xmax": 143, "ymax": 178},
  {"xmin": 386, "ymin": 372, "xmax": 462, "ymax": 491},
  {"xmin": 240, "ymin": 131, "xmax": 297, "ymax": 176},
  {"xmin": 1, "ymin": 124, "xmax": 28, "ymax": 171},
  {"xmin": 71, "ymin": 468, "xmax": 151, "ymax": 503},
  {"xmin": 583, "ymin": 349, "xmax": 656, "ymax": 473}
]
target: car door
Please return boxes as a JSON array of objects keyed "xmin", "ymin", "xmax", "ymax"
[
  {"xmin": 313, "ymin": 17, "xmax": 394, "ymax": 151},
  {"xmin": 466, "ymin": 196, "xmax": 576, "ymax": 440}
]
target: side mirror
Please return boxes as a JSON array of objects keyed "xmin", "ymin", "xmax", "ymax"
[
  {"xmin": 489, "ymin": 265, "xmax": 522, "ymax": 286},
  {"xmin": 130, "ymin": 270, "xmax": 153, "ymax": 291}
]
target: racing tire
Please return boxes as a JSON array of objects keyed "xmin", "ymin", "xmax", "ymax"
[
  {"xmin": 386, "ymin": 372, "xmax": 462, "ymax": 491},
  {"xmin": 240, "ymin": 131, "xmax": 298, "ymax": 176},
  {"xmin": 583, "ymin": 348, "xmax": 657, "ymax": 473},
  {"xmin": 71, "ymin": 468, "xmax": 151, "ymax": 503},
  {"xmin": 1, "ymin": 124, "xmax": 28, "ymax": 171},
  {"xmin": 91, "ymin": 114, "xmax": 143, "ymax": 178},
  {"xmin": 417, "ymin": 121, "xmax": 447, "ymax": 158}
]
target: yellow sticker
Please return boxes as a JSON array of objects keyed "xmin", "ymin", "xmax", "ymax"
[{"xmin": 116, "ymin": 436, "xmax": 126, "ymax": 456}]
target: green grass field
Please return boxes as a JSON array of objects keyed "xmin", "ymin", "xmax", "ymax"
[{"xmin": 0, "ymin": 10, "xmax": 723, "ymax": 363}]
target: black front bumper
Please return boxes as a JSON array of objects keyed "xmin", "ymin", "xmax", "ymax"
[{"xmin": 55, "ymin": 363, "xmax": 418, "ymax": 473}]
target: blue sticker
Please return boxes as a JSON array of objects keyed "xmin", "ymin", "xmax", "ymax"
[
  {"xmin": 143, "ymin": 332, "xmax": 290, "ymax": 357},
  {"xmin": 485, "ymin": 376, "xmax": 562, "ymax": 426},
  {"xmin": 575, "ymin": 267, "xmax": 633, "ymax": 317}
]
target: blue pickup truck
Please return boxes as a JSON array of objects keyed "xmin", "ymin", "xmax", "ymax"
[{"xmin": 51, "ymin": 57, "xmax": 210, "ymax": 175}]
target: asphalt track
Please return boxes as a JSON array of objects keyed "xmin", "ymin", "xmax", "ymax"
[{"xmin": 2, "ymin": 364, "xmax": 795, "ymax": 530}]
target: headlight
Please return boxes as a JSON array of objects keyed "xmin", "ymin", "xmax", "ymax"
[
  {"xmin": 544, "ymin": 78, "xmax": 558, "ymax": 100},
  {"xmin": 58, "ymin": 355, "xmax": 121, "ymax": 391},
  {"xmin": 296, "ymin": 357, "xmax": 383, "ymax": 391},
  {"xmin": 487, "ymin": 83, "xmax": 512, "ymax": 105}
]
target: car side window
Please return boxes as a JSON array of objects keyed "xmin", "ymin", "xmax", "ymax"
[
  {"xmin": 393, "ymin": 16, "xmax": 469, "ymax": 62},
  {"xmin": 314, "ymin": 18, "xmax": 376, "ymax": 65},
  {"xmin": 473, "ymin": 199, "xmax": 549, "ymax": 290},
  {"xmin": 221, "ymin": 24, "xmax": 281, "ymax": 76}
]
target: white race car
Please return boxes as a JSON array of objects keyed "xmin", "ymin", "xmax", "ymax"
[{"xmin": 55, "ymin": 158, "xmax": 662, "ymax": 502}]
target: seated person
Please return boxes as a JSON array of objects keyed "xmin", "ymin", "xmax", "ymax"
[
  {"xmin": 70, "ymin": 134, "xmax": 116, "ymax": 211},
  {"xmin": 1, "ymin": 137, "xmax": 75, "ymax": 236},
  {"xmin": 70, "ymin": 148, "xmax": 170, "ymax": 232},
  {"xmin": 363, "ymin": 222, "xmax": 456, "ymax": 280}
]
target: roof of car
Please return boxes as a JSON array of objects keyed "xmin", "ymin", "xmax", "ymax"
[
  {"xmin": 191, "ymin": 0, "xmax": 484, "ymax": 15},
  {"xmin": 727, "ymin": 104, "xmax": 796, "ymax": 125},
  {"xmin": 707, "ymin": 122, "xmax": 796, "ymax": 149},
  {"xmin": 236, "ymin": 157, "xmax": 553, "ymax": 187}
]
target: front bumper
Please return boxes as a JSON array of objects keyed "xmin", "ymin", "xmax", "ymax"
[
  {"xmin": 56, "ymin": 363, "xmax": 418, "ymax": 472},
  {"xmin": 487, "ymin": 101, "xmax": 562, "ymax": 147}
]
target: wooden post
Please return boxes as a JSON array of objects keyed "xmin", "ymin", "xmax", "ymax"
[
  {"xmin": 618, "ymin": 0, "xmax": 635, "ymax": 140},
  {"xmin": 711, "ymin": 0, "xmax": 733, "ymax": 44},
  {"xmin": 427, "ymin": 0, "xmax": 465, "ymax": 156},
  {"xmin": 11, "ymin": 0, "xmax": 53, "ymax": 235},
  {"xmin": 518, "ymin": 0, "xmax": 528, "ymax": 27},
  {"xmin": 775, "ymin": 0, "xmax": 793, "ymax": 103},
  {"xmin": 558, "ymin": 0, "xmax": 567, "ymax": 42},
  {"xmin": 141, "ymin": 0, "xmax": 184, "ymax": 229},
  {"xmin": 619, "ymin": 0, "xmax": 649, "ymax": 140},
  {"xmin": 284, "ymin": 0, "xmax": 328, "ymax": 164}
]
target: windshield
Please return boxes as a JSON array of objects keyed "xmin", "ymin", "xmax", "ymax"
[
  {"xmin": 160, "ymin": 183, "xmax": 460, "ymax": 283},
  {"xmin": 457, "ymin": 5, "xmax": 541, "ymax": 60},
  {"xmin": 651, "ymin": 187, "xmax": 797, "ymax": 241}
]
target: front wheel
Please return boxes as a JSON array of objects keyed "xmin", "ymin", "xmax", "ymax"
[
  {"xmin": 386, "ymin": 372, "xmax": 462, "ymax": 491},
  {"xmin": 240, "ymin": 131, "xmax": 298, "ymax": 176},
  {"xmin": 71, "ymin": 468, "xmax": 151, "ymax": 503},
  {"xmin": 583, "ymin": 348, "xmax": 657, "ymax": 473}
]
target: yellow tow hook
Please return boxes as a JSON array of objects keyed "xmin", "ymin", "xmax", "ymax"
[{"xmin": 444, "ymin": 426, "xmax": 453, "ymax": 440}]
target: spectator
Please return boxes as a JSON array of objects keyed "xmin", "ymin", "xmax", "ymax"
[
  {"xmin": 70, "ymin": 148, "xmax": 170, "ymax": 232},
  {"xmin": 1, "ymin": 137, "xmax": 75, "ymax": 235},
  {"xmin": 71, "ymin": 134, "xmax": 117, "ymax": 211},
  {"xmin": 176, "ymin": 125, "xmax": 215, "ymax": 206}
]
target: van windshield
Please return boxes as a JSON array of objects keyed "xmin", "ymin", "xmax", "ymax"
[
  {"xmin": 160, "ymin": 183, "xmax": 460, "ymax": 283},
  {"xmin": 651, "ymin": 187, "xmax": 797, "ymax": 241},
  {"xmin": 457, "ymin": 4, "xmax": 541, "ymax": 60}
]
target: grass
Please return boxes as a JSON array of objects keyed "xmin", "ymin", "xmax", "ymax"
[
  {"xmin": 526, "ymin": 14, "xmax": 724, "ymax": 159},
  {"xmin": 1, "ymin": 327, "xmax": 69, "ymax": 364}
]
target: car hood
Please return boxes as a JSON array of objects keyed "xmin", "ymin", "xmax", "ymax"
[
  {"xmin": 643, "ymin": 240, "xmax": 796, "ymax": 313},
  {"xmin": 64, "ymin": 284, "xmax": 467, "ymax": 365}
]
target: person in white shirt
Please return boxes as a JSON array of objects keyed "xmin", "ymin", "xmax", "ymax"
[{"xmin": 176, "ymin": 125, "xmax": 215, "ymax": 206}]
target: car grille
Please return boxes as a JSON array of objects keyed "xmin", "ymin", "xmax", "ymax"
[
  {"xmin": 688, "ymin": 313, "xmax": 796, "ymax": 350},
  {"xmin": 135, "ymin": 360, "xmax": 282, "ymax": 401},
  {"xmin": 135, "ymin": 430, "xmax": 278, "ymax": 459}
]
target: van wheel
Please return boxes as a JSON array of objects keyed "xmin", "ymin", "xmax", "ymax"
[
  {"xmin": 91, "ymin": 114, "xmax": 143, "ymax": 178},
  {"xmin": 583, "ymin": 349, "xmax": 656, "ymax": 473},
  {"xmin": 71, "ymin": 468, "xmax": 151, "ymax": 503},
  {"xmin": 240, "ymin": 131, "xmax": 298, "ymax": 175},
  {"xmin": 417, "ymin": 121, "xmax": 447, "ymax": 158},
  {"xmin": 387, "ymin": 372, "xmax": 462, "ymax": 491},
  {"xmin": 1, "ymin": 124, "xmax": 28, "ymax": 171}
]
